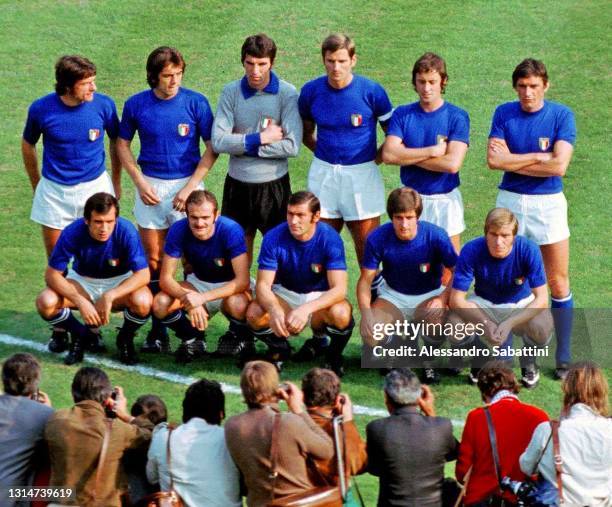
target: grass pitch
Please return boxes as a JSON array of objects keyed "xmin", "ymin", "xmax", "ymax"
[{"xmin": 1, "ymin": 1, "xmax": 610, "ymax": 504}]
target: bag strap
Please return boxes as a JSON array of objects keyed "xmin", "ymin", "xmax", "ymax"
[
  {"xmin": 166, "ymin": 426, "xmax": 176, "ymax": 494},
  {"xmin": 269, "ymin": 412, "xmax": 282, "ymax": 502},
  {"xmin": 454, "ymin": 466, "xmax": 473, "ymax": 507},
  {"xmin": 550, "ymin": 420, "xmax": 564, "ymax": 503},
  {"xmin": 483, "ymin": 407, "xmax": 503, "ymax": 491},
  {"xmin": 94, "ymin": 418, "xmax": 113, "ymax": 505}
]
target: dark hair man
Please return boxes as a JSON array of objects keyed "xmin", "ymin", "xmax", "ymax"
[
  {"xmin": 487, "ymin": 58, "xmax": 576, "ymax": 381},
  {"xmin": 35, "ymin": 192, "xmax": 152, "ymax": 365},
  {"xmin": 0, "ymin": 354, "xmax": 53, "ymax": 507},
  {"xmin": 246, "ymin": 191, "xmax": 354, "ymax": 375},
  {"xmin": 357, "ymin": 187, "xmax": 458, "ymax": 384},
  {"xmin": 212, "ymin": 33, "xmax": 302, "ymax": 268},
  {"xmin": 44, "ymin": 367, "xmax": 152, "ymax": 506},
  {"xmin": 153, "ymin": 190, "xmax": 252, "ymax": 362},
  {"xmin": 22, "ymin": 55, "xmax": 121, "ymax": 353},
  {"xmin": 299, "ymin": 33, "xmax": 393, "ymax": 268},
  {"xmin": 382, "ymin": 52, "xmax": 470, "ymax": 255},
  {"xmin": 366, "ymin": 368, "xmax": 458, "ymax": 506},
  {"xmin": 301, "ymin": 368, "xmax": 367, "ymax": 485},
  {"xmin": 117, "ymin": 46, "xmax": 218, "ymax": 354},
  {"xmin": 146, "ymin": 379, "xmax": 241, "ymax": 506},
  {"xmin": 449, "ymin": 208, "xmax": 553, "ymax": 388}
]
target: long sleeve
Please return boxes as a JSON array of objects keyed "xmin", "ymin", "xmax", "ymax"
[
  {"xmin": 211, "ymin": 86, "xmax": 247, "ymax": 155},
  {"xmin": 295, "ymin": 412, "xmax": 334, "ymax": 461},
  {"xmin": 258, "ymin": 89, "xmax": 302, "ymax": 159}
]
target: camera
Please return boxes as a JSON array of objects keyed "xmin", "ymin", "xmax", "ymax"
[
  {"xmin": 500, "ymin": 476, "xmax": 535, "ymax": 506},
  {"xmin": 104, "ymin": 388, "xmax": 119, "ymax": 419}
]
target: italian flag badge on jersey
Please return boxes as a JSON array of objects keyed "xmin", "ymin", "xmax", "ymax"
[
  {"xmin": 419, "ymin": 263, "xmax": 430, "ymax": 273},
  {"xmin": 350, "ymin": 114, "xmax": 362, "ymax": 127},
  {"xmin": 108, "ymin": 258, "xmax": 119, "ymax": 267},
  {"xmin": 514, "ymin": 276, "xmax": 525, "ymax": 285},
  {"xmin": 214, "ymin": 258, "xmax": 225, "ymax": 267},
  {"xmin": 311, "ymin": 263, "xmax": 323, "ymax": 274},
  {"xmin": 538, "ymin": 137, "xmax": 550, "ymax": 151},
  {"xmin": 436, "ymin": 134, "xmax": 448, "ymax": 144},
  {"xmin": 178, "ymin": 123, "xmax": 190, "ymax": 136},
  {"xmin": 88, "ymin": 129, "xmax": 100, "ymax": 141},
  {"xmin": 261, "ymin": 117, "xmax": 272, "ymax": 129}
]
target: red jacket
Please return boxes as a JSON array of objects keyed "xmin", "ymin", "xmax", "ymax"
[{"xmin": 456, "ymin": 397, "xmax": 548, "ymax": 505}]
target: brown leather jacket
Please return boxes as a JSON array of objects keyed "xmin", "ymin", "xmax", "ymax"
[{"xmin": 307, "ymin": 409, "xmax": 368, "ymax": 486}]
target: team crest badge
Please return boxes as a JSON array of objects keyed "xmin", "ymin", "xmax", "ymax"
[
  {"xmin": 178, "ymin": 123, "xmax": 190, "ymax": 136},
  {"xmin": 261, "ymin": 117, "xmax": 272, "ymax": 129},
  {"xmin": 419, "ymin": 263, "xmax": 430, "ymax": 273},
  {"xmin": 311, "ymin": 263, "xmax": 323, "ymax": 274},
  {"xmin": 538, "ymin": 137, "xmax": 550, "ymax": 151},
  {"xmin": 88, "ymin": 129, "xmax": 100, "ymax": 141},
  {"xmin": 350, "ymin": 114, "xmax": 363, "ymax": 127},
  {"xmin": 108, "ymin": 258, "xmax": 119, "ymax": 267},
  {"xmin": 514, "ymin": 276, "xmax": 525, "ymax": 285},
  {"xmin": 436, "ymin": 134, "xmax": 448, "ymax": 144},
  {"xmin": 214, "ymin": 258, "xmax": 225, "ymax": 267}
]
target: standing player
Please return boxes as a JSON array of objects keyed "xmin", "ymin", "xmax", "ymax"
[
  {"xmin": 449, "ymin": 208, "xmax": 553, "ymax": 388},
  {"xmin": 212, "ymin": 33, "xmax": 302, "ymax": 265},
  {"xmin": 246, "ymin": 192, "xmax": 354, "ymax": 375},
  {"xmin": 117, "ymin": 47, "xmax": 217, "ymax": 354},
  {"xmin": 357, "ymin": 188, "xmax": 458, "ymax": 384},
  {"xmin": 152, "ymin": 190, "xmax": 252, "ymax": 363},
  {"xmin": 298, "ymin": 33, "xmax": 393, "ymax": 266},
  {"xmin": 35, "ymin": 193, "xmax": 151, "ymax": 365},
  {"xmin": 487, "ymin": 59, "xmax": 576, "ymax": 380},
  {"xmin": 22, "ymin": 55, "xmax": 121, "ymax": 353},
  {"xmin": 382, "ymin": 52, "xmax": 469, "ymax": 254}
]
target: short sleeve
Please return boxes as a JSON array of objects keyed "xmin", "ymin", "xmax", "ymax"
[
  {"xmin": 298, "ymin": 85, "xmax": 313, "ymax": 121},
  {"xmin": 48, "ymin": 230, "xmax": 75, "ymax": 272},
  {"xmin": 23, "ymin": 103, "xmax": 42, "ymax": 145},
  {"xmin": 373, "ymin": 83, "xmax": 393, "ymax": 124},
  {"xmin": 163, "ymin": 222, "xmax": 185, "ymax": 259},
  {"xmin": 489, "ymin": 106, "xmax": 506, "ymax": 140},
  {"xmin": 324, "ymin": 231, "xmax": 347, "ymax": 271},
  {"xmin": 225, "ymin": 222, "xmax": 248, "ymax": 259},
  {"xmin": 524, "ymin": 241, "xmax": 546, "ymax": 289},
  {"xmin": 452, "ymin": 246, "xmax": 476, "ymax": 292},
  {"xmin": 258, "ymin": 232, "xmax": 279, "ymax": 271},
  {"xmin": 449, "ymin": 109, "xmax": 470, "ymax": 145},
  {"xmin": 385, "ymin": 108, "xmax": 405, "ymax": 138},
  {"xmin": 125, "ymin": 226, "xmax": 148, "ymax": 272},
  {"xmin": 361, "ymin": 234, "xmax": 381, "ymax": 270},
  {"xmin": 197, "ymin": 96, "xmax": 214, "ymax": 142},
  {"xmin": 104, "ymin": 98, "xmax": 120, "ymax": 139},
  {"xmin": 556, "ymin": 107, "xmax": 576, "ymax": 146},
  {"xmin": 438, "ymin": 233, "xmax": 458, "ymax": 269},
  {"xmin": 119, "ymin": 99, "xmax": 137, "ymax": 141}
]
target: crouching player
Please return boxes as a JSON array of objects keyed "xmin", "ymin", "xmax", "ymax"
[
  {"xmin": 36, "ymin": 193, "xmax": 151, "ymax": 365},
  {"xmin": 449, "ymin": 208, "xmax": 553, "ymax": 388},
  {"xmin": 153, "ymin": 190, "xmax": 251, "ymax": 363},
  {"xmin": 246, "ymin": 191, "xmax": 354, "ymax": 375},
  {"xmin": 357, "ymin": 188, "xmax": 458, "ymax": 384}
]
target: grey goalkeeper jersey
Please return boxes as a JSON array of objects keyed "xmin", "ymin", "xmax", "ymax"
[{"xmin": 211, "ymin": 76, "xmax": 302, "ymax": 183}]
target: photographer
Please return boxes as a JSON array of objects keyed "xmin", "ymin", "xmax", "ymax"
[
  {"xmin": 520, "ymin": 361, "xmax": 612, "ymax": 506},
  {"xmin": 0, "ymin": 353, "xmax": 53, "ymax": 507},
  {"xmin": 366, "ymin": 368, "xmax": 458, "ymax": 506},
  {"xmin": 224, "ymin": 360, "xmax": 333, "ymax": 506},
  {"xmin": 456, "ymin": 361, "xmax": 548, "ymax": 506},
  {"xmin": 44, "ymin": 367, "xmax": 152, "ymax": 506},
  {"xmin": 302, "ymin": 367, "xmax": 367, "ymax": 485}
]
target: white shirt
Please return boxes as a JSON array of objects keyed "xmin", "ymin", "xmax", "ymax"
[
  {"xmin": 146, "ymin": 419, "xmax": 241, "ymax": 507},
  {"xmin": 519, "ymin": 403, "xmax": 612, "ymax": 506}
]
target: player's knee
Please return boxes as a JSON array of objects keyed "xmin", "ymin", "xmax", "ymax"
[
  {"xmin": 548, "ymin": 275, "xmax": 570, "ymax": 300},
  {"xmin": 130, "ymin": 289, "xmax": 153, "ymax": 317},
  {"xmin": 328, "ymin": 301, "xmax": 352, "ymax": 329},
  {"xmin": 246, "ymin": 301, "xmax": 267, "ymax": 329},
  {"xmin": 527, "ymin": 322, "xmax": 554, "ymax": 346},
  {"xmin": 223, "ymin": 293, "xmax": 249, "ymax": 320},
  {"xmin": 36, "ymin": 289, "xmax": 60, "ymax": 317},
  {"xmin": 152, "ymin": 292, "xmax": 173, "ymax": 319}
]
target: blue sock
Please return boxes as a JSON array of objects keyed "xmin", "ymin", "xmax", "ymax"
[{"xmin": 552, "ymin": 293, "xmax": 573, "ymax": 365}]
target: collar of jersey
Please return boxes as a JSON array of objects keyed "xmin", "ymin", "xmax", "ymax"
[{"xmin": 241, "ymin": 71, "xmax": 279, "ymax": 99}]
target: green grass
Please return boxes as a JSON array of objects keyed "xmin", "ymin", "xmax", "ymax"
[{"xmin": 1, "ymin": 0, "xmax": 611, "ymax": 504}]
